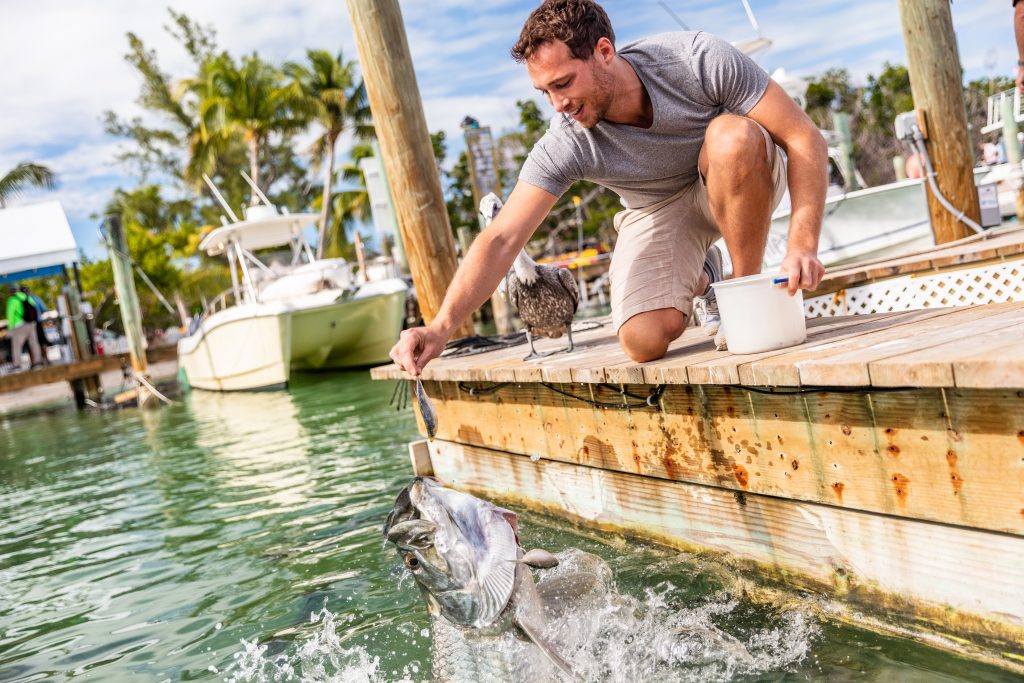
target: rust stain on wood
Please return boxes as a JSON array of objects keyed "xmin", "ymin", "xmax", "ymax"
[
  {"xmin": 831, "ymin": 481, "xmax": 845, "ymax": 504},
  {"xmin": 946, "ymin": 450, "xmax": 963, "ymax": 495},
  {"xmin": 892, "ymin": 473, "xmax": 911, "ymax": 506},
  {"xmin": 733, "ymin": 464, "xmax": 749, "ymax": 489}
]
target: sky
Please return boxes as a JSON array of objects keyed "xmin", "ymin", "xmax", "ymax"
[{"xmin": 0, "ymin": 0, "xmax": 1013, "ymax": 259}]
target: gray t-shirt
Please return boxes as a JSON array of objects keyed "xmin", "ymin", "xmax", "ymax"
[{"xmin": 518, "ymin": 31, "xmax": 769, "ymax": 209}]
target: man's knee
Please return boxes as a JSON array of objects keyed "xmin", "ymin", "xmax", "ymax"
[
  {"xmin": 703, "ymin": 115, "xmax": 769, "ymax": 178},
  {"xmin": 618, "ymin": 308, "xmax": 685, "ymax": 362}
]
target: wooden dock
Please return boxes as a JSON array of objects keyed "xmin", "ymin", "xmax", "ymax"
[
  {"xmin": 0, "ymin": 345, "xmax": 177, "ymax": 395},
  {"xmin": 372, "ymin": 300, "xmax": 1024, "ymax": 672}
]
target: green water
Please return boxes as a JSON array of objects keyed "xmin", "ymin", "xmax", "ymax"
[{"xmin": 0, "ymin": 373, "xmax": 1018, "ymax": 681}]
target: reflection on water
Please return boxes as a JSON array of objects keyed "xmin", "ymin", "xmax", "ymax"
[
  {"xmin": 0, "ymin": 372, "xmax": 1018, "ymax": 681},
  {"xmin": 190, "ymin": 390, "xmax": 313, "ymax": 519}
]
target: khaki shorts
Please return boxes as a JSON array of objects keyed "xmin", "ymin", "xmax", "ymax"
[{"xmin": 609, "ymin": 122, "xmax": 788, "ymax": 332}]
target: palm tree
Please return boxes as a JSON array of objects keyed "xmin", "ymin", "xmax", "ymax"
[
  {"xmin": 189, "ymin": 53, "xmax": 308, "ymax": 199},
  {"xmin": 0, "ymin": 163, "xmax": 56, "ymax": 208},
  {"xmin": 285, "ymin": 49, "xmax": 372, "ymax": 258}
]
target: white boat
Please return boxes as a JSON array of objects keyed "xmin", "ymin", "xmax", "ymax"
[
  {"xmin": 178, "ymin": 204, "xmax": 408, "ymax": 391},
  {"xmin": 744, "ymin": 144, "xmax": 1012, "ymax": 273}
]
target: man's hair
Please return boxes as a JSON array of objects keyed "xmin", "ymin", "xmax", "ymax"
[{"xmin": 511, "ymin": 0, "xmax": 615, "ymax": 63}]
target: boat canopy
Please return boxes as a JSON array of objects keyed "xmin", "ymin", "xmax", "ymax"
[
  {"xmin": 199, "ymin": 212, "xmax": 319, "ymax": 256},
  {"xmin": 0, "ymin": 201, "xmax": 78, "ymax": 284}
]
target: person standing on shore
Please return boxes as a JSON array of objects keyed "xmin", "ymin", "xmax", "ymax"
[
  {"xmin": 390, "ymin": 0, "xmax": 826, "ymax": 375},
  {"xmin": 5, "ymin": 285, "xmax": 42, "ymax": 370}
]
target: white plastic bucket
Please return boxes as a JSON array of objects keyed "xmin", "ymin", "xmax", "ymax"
[{"xmin": 710, "ymin": 273, "xmax": 806, "ymax": 354}]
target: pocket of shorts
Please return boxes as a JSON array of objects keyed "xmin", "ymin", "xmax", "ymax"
[{"xmin": 612, "ymin": 210, "xmax": 629, "ymax": 232}]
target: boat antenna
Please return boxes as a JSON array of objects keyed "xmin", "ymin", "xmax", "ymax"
[
  {"xmin": 657, "ymin": 1, "xmax": 690, "ymax": 31},
  {"xmin": 202, "ymin": 174, "xmax": 240, "ymax": 223},
  {"xmin": 240, "ymin": 170, "xmax": 275, "ymax": 208},
  {"xmin": 740, "ymin": 0, "xmax": 763, "ymax": 38}
]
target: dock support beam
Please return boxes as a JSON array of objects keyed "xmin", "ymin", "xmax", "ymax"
[
  {"xmin": 107, "ymin": 215, "xmax": 155, "ymax": 408},
  {"xmin": 346, "ymin": 0, "xmax": 473, "ymax": 337},
  {"xmin": 897, "ymin": 0, "xmax": 981, "ymax": 244}
]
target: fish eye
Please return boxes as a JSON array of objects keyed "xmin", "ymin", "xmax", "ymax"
[{"xmin": 404, "ymin": 554, "xmax": 420, "ymax": 570}]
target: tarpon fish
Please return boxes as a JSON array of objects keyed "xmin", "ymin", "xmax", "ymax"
[
  {"xmin": 414, "ymin": 377, "xmax": 438, "ymax": 440},
  {"xmin": 384, "ymin": 477, "xmax": 577, "ymax": 680}
]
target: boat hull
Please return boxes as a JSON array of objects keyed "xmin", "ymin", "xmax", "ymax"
[{"xmin": 178, "ymin": 289, "xmax": 406, "ymax": 391}]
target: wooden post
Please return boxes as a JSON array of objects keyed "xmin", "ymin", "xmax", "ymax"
[
  {"xmin": 107, "ymin": 215, "xmax": 155, "ymax": 407},
  {"xmin": 833, "ymin": 112, "xmax": 860, "ymax": 191},
  {"xmin": 897, "ymin": 0, "xmax": 980, "ymax": 244},
  {"xmin": 999, "ymin": 95, "xmax": 1024, "ymax": 221},
  {"xmin": 346, "ymin": 0, "xmax": 472, "ymax": 337}
]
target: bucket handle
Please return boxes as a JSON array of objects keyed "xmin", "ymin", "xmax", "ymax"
[{"xmin": 771, "ymin": 276, "xmax": 789, "ymax": 285}]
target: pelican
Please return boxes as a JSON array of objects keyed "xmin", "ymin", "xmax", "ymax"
[{"xmin": 479, "ymin": 193, "xmax": 580, "ymax": 360}]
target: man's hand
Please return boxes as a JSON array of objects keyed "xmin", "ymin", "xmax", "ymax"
[
  {"xmin": 779, "ymin": 249, "xmax": 824, "ymax": 296},
  {"xmin": 389, "ymin": 324, "xmax": 450, "ymax": 377},
  {"xmin": 1017, "ymin": 65, "xmax": 1024, "ymax": 94}
]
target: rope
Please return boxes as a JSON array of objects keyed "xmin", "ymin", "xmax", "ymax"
[{"xmin": 132, "ymin": 371, "xmax": 174, "ymax": 405}]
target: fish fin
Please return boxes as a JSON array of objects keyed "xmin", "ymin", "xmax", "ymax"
[
  {"xmin": 514, "ymin": 612, "xmax": 578, "ymax": 681},
  {"xmin": 519, "ymin": 548, "xmax": 559, "ymax": 569},
  {"xmin": 382, "ymin": 484, "xmax": 414, "ymax": 536},
  {"xmin": 385, "ymin": 519, "xmax": 436, "ymax": 549}
]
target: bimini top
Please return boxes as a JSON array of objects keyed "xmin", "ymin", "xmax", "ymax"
[
  {"xmin": 198, "ymin": 207, "xmax": 319, "ymax": 256},
  {"xmin": 0, "ymin": 201, "xmax": 78, "ymax": 283}
]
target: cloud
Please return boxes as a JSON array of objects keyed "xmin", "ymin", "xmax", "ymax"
[{"xmin": 1, "ymin": 0, "xmax": 1015, "ymax": 261}]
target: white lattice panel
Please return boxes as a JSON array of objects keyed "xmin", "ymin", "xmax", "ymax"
[{"xmin": 805, "ymin": 260, "xmax": 1024, "ymax": 318}]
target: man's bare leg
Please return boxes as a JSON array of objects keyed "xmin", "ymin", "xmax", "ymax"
[
  {"xmin": 698, "ymin": 114, "xmax": 776, "ymax": 277},
  {"xmin": 618, "ymin": 270, "xmax": 708, "ymax": 362}
]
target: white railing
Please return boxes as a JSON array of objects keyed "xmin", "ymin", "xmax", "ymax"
[
  {"xmin": 982, "ymin": 88, "xmax": 1023, "ymax": 135},
  {"xmin": 805, "ymin": 259, "xmax": 1024, "ymax": 317}
]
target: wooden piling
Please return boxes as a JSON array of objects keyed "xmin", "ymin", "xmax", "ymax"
[
  {"xmin": 897, "ymin": 0, "xmax": 981, "ymax": 244},
  {"xmin": 346, "ymin": 0, "xmax": 472, "ymax": 337},
  {"xmin": 107, "ymin": 215, "xmax": 155, "ymax": 407}
]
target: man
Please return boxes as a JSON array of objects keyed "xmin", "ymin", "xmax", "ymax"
[
  {"xmin": 21, "ymin": 285, "xmax": 51, "ymax": 364},
  {"xmin": 5, "ymin": 285, "xmax": 42, "ymax": 370},
  {"xmin": 391, "ymin": 0, "xmax": 826, "ymax": 376}
]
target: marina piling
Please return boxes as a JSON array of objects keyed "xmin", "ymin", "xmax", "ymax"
[
  {"xmin": 106, "ymin": 215, "xmax": 156, "ymax": 407},
  {"xmin": 897, "ymin": 0, "xmax": 981, "ymax": 243},
  {"xmin": 346, "ymin": 0, "xmax": 472, "ymax": 337}
]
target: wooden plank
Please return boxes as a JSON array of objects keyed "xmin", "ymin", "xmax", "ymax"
[
  {"xmin": 739, "ymin": 309, "xmax": 939, "ymax": 386},
  {"xmin": 685, "ymin": 312, "xmax": 911, "ymax": 386},
  {"xmin": 952, "ymin": 337, "xmax": 1024, "ymax": 388},
  {"xmin": 422, "ymin": 381, "xmax": 1024, "ymax": 534},
  {"xmin": 427, "ymin": 439, "xmax": 1024, "ymax": 670},
  {"xmin": 794, "ymin": 303, "xmax": 1023, "ymax": 386},
  {"xmin": 868, "ymin": 306, "xmax": 1024, "ymax": 386}
]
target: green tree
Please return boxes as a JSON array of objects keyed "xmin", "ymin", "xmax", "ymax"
[
  {"xmin": 100, "ymin": 185, "xmax": 203, "ymax": 331},
  {"xmin": 0, "ymin": 163, "xmax": 57, "ymax": 208},
  {"xmin": 285, "ymin": 48, "xmax": 372, "ymax": 257},
  {"xmin": 188, "ymin": 52, "xmax": 309, "ymax": 196}
]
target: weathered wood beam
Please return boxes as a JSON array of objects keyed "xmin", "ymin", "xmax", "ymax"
[
  {"xmin": 413, "ymin": 381, "xmax": 1024, "ymax": 534},
  {"xmin": 426, "ymin": 439, "xmax": 1024, "ymax": 673}
]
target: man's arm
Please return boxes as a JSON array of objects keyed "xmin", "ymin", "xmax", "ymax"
[
  {"xmin": 746, "ymin": 80, "xmax": 828, "ymax": 294},
  {"xmin": 390, "ymin": 181, "xmax": 559, "ymax": 376},
  {"xmin": 1016, "ymin": 1, "xmax": 1024, "ymax": 92}
]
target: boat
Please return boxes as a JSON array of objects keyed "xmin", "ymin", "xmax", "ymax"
[{"xmin": 178, "ymin": 202, "xmax": 408, "ymax": 391}]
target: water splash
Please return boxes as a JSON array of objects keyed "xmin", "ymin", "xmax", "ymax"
[
  {"xmin": 221, "ymin": 607, "xmax": 419, "ymax": 683},
  {"xmin": 224, "ymin": 551, "xmax": 818, "ymax": 683}
]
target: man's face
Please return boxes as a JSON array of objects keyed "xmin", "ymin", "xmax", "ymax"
[{"xmin": 526, "ymin": 39, "xmax": 614, "ymax": 129}]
